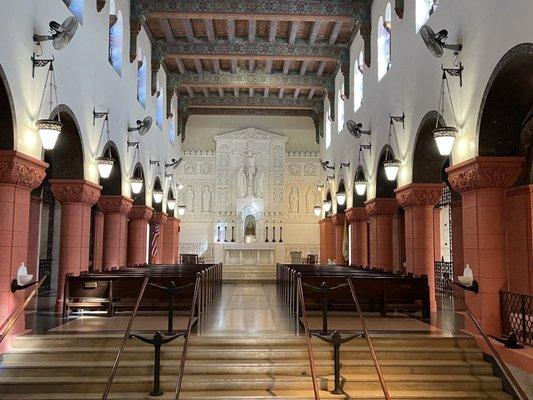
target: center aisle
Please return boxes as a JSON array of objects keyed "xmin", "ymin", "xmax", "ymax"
[{"xmin": 198, "ymin": 283, "xmax": 296, "ymax": 336}]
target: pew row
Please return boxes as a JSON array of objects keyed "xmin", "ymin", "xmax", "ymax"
[
  {"xmin": 63, "ymin": 263, "xmax": 222, "ymax": 317},
  {"xmin": 277, "ymin": 264, "xmax": 430, "ymax": 318}
]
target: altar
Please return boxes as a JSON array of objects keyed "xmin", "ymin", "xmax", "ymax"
[{"xmin": 216, "ymin": 243, "xmax": 275, "ymax": 265}]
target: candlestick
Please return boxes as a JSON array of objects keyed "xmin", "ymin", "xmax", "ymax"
[
  {"xmin": 279, "ymin": 226, "xmax": 283, "ymax": 243},
  {"xmin": 272, "ymin": 227, "xmax": 276, "ymax": 242},
  {"xmin": 265, "ymin": 226, "xmax": 269, "ymax": 242},
  {"xmin": 224, "ymin": 226, "xmax": 227, "ymax": 242}
]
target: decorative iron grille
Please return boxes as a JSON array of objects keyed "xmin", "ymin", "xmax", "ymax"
[
  {"xmin": 38, "ymin": 181, "xmax": 55, "ymax": 293},
  {"xmin": 434, "ymin": 260, "xmax": 453, "ymax": 295},
  {"xmin": 500, "ymin": 291, "xmax": 532, "ymax": 346}
]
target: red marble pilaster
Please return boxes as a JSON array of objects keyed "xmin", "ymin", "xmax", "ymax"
[
  {"xmin": 98, "ymin": 195, "xmax": 133, "ymax": 270},
  {"xmin": 365, "ymin": 198, "xmax": 398, "ymax": 270},
  {"xmin": 92, "ymin": 211, "xmax": 104, "ymax": 271},
  {"xmin": 162, "ymin": 217, "xmax": 181, "ymax": 264},
  {"xmin": 319, "ymin": 217, "xmax": 334, "ymax": 264},
  {"xmin": 447, "ymin": 156, "xmax": 524, "ymax": 335},
  {"xmin": 0, "ymin": 151, "xmax": 47, "ymax": 348},
  {"xmin": 27, "ymin": 197, "xmax": 42, "ymax": 278},
  {"xmin": 51, "ymin": 179, "xmax": 101, "ymax": 308},
  {"xmin": 346, "ymin": 207, "xmax": 368, "ymax": 267},
  {"xmin": 127, "ymin": 205, "xmax": 153, "ymax": 266},
  {"xmin": 332, "ymin": 214, "xmax": 347, "ymax": 265},
  {"xmin": 396, "ymin": 183, "xmax": 443, "ymax": 312},
  {"xmin": 151, "ymin": 212, "xmax": 167, "ymax": 264}
]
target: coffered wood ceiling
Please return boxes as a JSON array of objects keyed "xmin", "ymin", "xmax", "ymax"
[{"xmin": 129, "ymin": 0, "xmax": 375, "ymax": 142}]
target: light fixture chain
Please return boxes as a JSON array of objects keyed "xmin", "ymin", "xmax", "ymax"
[
  {"xmin": 36, "ymin": 65, "xmax": 52, "ymax": 122},
  {"xmin": 51, "ymin": 65, "xmax": 60, "ymax": 122},
  {"xmin": 444, "ymin": 73, "xmax": 459, "ymax": 128},
  {"xmin": 436, "ymin": 70, "xmax": 446, "ymax": 128}
]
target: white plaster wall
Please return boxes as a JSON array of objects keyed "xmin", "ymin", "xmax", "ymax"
[
  {"xmin": 0, "ymin": 0, "xmax": 181, "ymax": 211},
  {"xmin": 321, "ymin": 0, "xmax": 533, "ymax": 200},
  {"xmin": 185, "ymin": 115, "xmax": 318, "ymax": 153}
]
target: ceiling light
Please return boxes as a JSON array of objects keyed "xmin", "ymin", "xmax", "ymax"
[{"xmin": 433, "ymin": 126, "xmax": 457, "ymax": 156}]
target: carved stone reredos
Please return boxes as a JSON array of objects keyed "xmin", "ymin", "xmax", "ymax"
[{"xmin": 214, "ymin": 127, "xmax": 289, "ymax": 144}]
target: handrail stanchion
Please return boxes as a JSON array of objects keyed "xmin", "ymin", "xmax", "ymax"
[
  {"xmin": 452, "ymin": 285, "xmax": 528, "ymax": 400},
  {"xmin": 346, "ymin": 276, "xmax": 391, "ymax": 400},
  {"xmin": 296, "ymin": 273, "xmax": 320, "ymax": 400},
  {"xmin": 102, "ymin": 272, "xmax": 151, "ymax": 400},
  {"xmin": 0, "ymin": 272, "xmax": 49, "ymax": 344},
  {"xmin": 173, "ymin": 272, "xmax": 202, "ymax": 400}
]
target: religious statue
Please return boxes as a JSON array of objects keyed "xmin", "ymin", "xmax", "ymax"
[
  {"xmin": 254, "ymin": 166, "xmax": 264, "ymax": 198},
  {"xmin": 236, "ymin": 166, "xmax": 247, "ymax": 197},
  {"xmin": 306, "ymin": 186, "xmax": 315, "ymax": 213},
  {"xmin": 245, "ymin": 220, "xmax": 255, "ymax": 236},
  {"xmin": 185, "ymin": 186, "xmax": 195, "ymax": 213},
  {"xmin": 289, "ymin": 187, "xmax": 299, "ymax": 214},
  {"xmin": 201, "ymin": 186, "xmax": 212, "ymax": 213}
]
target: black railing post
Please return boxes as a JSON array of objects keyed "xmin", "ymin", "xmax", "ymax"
[{"xmin": 150, "ymin": 281, "xmax": 196, "ymax": 335}]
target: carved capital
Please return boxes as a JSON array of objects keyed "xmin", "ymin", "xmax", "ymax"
[
  {"xmin": 50, "ymin": 179, "xmax": 102, "ymax": 205},
  {"xmin": 128, "ymin": 205, "xmax": 154, "ymax": 221},
  {"xmin": 152, "ymin": 211, "xmax": 168, "ymax": 225},
  {"xmin": 364, "ymin": 198, "xmax": 398, "ymax": 216},
  {"xmin": 98, "ymin": 195, "xmax": 134, "ymax": 215},
  {"xmin": 332, "ymin": 213, "xmax": 346, "ymax": 226},
  {"xmin": 345, "ymin": 207, "xmax": 367, "ymax": 222},
  {"xmin": 0, "ymin": 151, "xmax": 48, "ymax": 190},
  {"xmin": 395, "ymin": 183, "xmax": 443, "ymax": 208},
  {"xmin": 446, "ymin": 156, "xmax": 524, "ymax": 194}
]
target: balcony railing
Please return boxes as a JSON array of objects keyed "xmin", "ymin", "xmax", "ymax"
[{"xmin": 500, "ymin": 290, "xmax": 532, "ymax": 346}]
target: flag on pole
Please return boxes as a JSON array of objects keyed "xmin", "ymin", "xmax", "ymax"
[{"xmin": 150, "ymin": 222, "xmax": 160, "ymax": 264}]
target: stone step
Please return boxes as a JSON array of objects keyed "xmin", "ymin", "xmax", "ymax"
[
  {"xmin": 0, "ymin": 359, "xmax": 494, "ymax": 377},
  {"xmin": 0, "ymin": 374, "xmax": 505, "ymax": 394}
]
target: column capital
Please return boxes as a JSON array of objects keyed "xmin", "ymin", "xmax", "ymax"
[
  {"xmin": 332, "ymin": 213, "xmax": 346, "ymax": 226},
  {"xmin": 152, "ymin": 211, "xmax": 168, "ymax": 225},
  {"xmin": 364, "ymin": 198, "xmax": 398, "ymax": 216},
  {"xmin": 128, "ymin": 205, "xmax": 154, "ymax": 221},
  {"xmin": 446, "ymin": 156, "xmax": 524, "ymax": 194},
  {"xmin": 345, "ymin": 207, "xmax": 367, "ymax": 222},
  {"xmin": 98, "ymin": 195, "xmax": 133, "ymax": 215},
  {"xmin": 0, "ymin": 150, "xmax": 48, "ymax": 190},
  {"xmin": 50, "ymin": 179, "xmax": 102, "ymax": 205},
  {"xmin": 395, "ymin": 183, "xmax": 443, "ymax": 208}
]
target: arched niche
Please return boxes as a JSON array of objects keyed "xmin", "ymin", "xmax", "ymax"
[
  {"xmin": 99, "ymin": 141, "xmax": 122, "ymax": 195},
  {"xmin": 336, "ymin": 178, "xmax": 347, "ymax": 213},
  {"xmin": 412, "ymin": 110, "xmax": 448, "ymax": 183},
  {"xmin": 152, "ymin": 176, "xmax": 163, "ymax": 212},
  {"xmin": 45, "ymin": 105, "xmax": 84, "ymax": 179},
  {"xmin": 478, "ymin": 43, "xmax": 533, "ymax": 184},
  {"xmin": 376, "ymin": 144, "xmax": 397, "ymax": 198},
  {"xmin": 0, "ymin": 63, "xmax": 15, "ymax": 150},
  {"xmin": 352, "ymin": 165, "xmax": 367, "ymax": 207},
  {"xmin": 132, "ymin": 162, "xmax": 146, "ymax": 205}
]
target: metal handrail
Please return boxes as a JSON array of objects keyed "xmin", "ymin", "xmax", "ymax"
[
  {"xmin": 102, "ymin": 272, "xmax": 151, "ymax": 400},
  {"xmin": 173, "ymin": 272, "xmax": 202, "ymax": 400},
  {"xmin": 296, "ymin": 273, "xmax": 321, "ymax": 400},
  {"xmin": 346, "ymin": 277, "xmax": 391, "ymax": 400},
  {"xmin": 0, "ymin": 273, "xmax": 49, "ymax": 344},
  {"xmin": 452, "ymin": 285, "xmax": 528, "ymax": 400}
]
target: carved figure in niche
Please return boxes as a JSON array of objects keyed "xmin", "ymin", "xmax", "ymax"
[
  {"xmin": 254, "ymin": 166, "xmax": 264, "ymax": 198},
  {"xmin": 236, "ymin": 166, "xmax": 247, "ymax": 197},
  {"xmin": 235, "ymin": 141, "xmax": 266, "ymax": 197},
  {"xmin": 201, "ymin": 186, "xmax": 212, "ymax": 213},
  {"xmin": 289, "ymin": 187, "xmax": 299, "ymax": 214},
  {"xmin": 185, "ymin": 186, "xmax": 195, "ymax": 213},
  {"xmin": 306, "ymin": 186, "xmax": 315, "ymax": 213}
]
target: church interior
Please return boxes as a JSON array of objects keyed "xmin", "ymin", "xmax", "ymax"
[{"xmin": 0, "ymin": 0, "xmax": 532, "ymax": 399}]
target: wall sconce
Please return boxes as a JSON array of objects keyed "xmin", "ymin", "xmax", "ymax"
[
  {"xmin": 336, "ymin": 183, "xmax": 347, "ymax": 206},
  {"xmin": 177, "ymin": 205, "xmax": 186, "ymax": 216},
  {"xmin": 383, "ymin": 147, "xmax": 401, "ymax": 181},
  {"xmin": 433, "ymin": 65, "xmax": 463, "ymax": 156},
  {"xmin": 346, "ymin": 120, "xmax": 371, "ymax": 139},
  {"xmin": 354, "ymin": 147, "xmax": 368, "ymax": 196},
  {"xmin": 96, "ymin": 148, "xmax": 114, "ymax": 179},
  {"xmin": 130, "ymin": 154, "xmax": 144, "ymax": 194},
  {"xmin": 34, "ymin": 59, "xmax": 62, "ymax": 150},
  {"xmin": 313, "ymin": 205, "xmax": 322, "ymax": 217}
]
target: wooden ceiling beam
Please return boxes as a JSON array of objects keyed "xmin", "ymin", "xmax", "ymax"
[
  {"xmin": 288, "ymin": 21, "xmax": 300, "ymax": 45},
  {"xmin": 180, "ymin": 18, "xmax": 196, "ymax": 42},
  {"xmin": 328, "ymin": 21, "xmax": 343, "ymax": 45},
  {"xmin": 174, "ymin": 56, "xmax": 186, "ymax": 73},
  {"xmin": 227, "ymin": 19, "xmax": 235, "ymax": 43},
  {"xmin": 248, "ymin": 19, "xmax": 256, "ymax": 43},
  {"xmin": 204, "ymin": 19, "xmax": 215, "ymax": 43},
  {"xmin": 268, "ymin": 20, "xmax": 278, "ymax": 44},
  {"xmin": 308, "ymin": 21, "xmax": 321, "ymax": 45},
  {"xmin": 159, "ymin": 18, "xmax": 175, "ymax": 43}
]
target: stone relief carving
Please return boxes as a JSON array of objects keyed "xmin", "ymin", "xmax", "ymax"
[
  {"xmin": 200, "ymin": 162, "xmax": 213, "ymax": 175},
  {"xmin": 306, "ymin": 186, "xmax": 315, "ymax": 213},
  {"xmin": 289, "ymin": 187, "xmax": 299, "ymax": 214},
  {"xmin": 184, "ymin": 162, "xmax": 196, "ymax": 175},
  {"xmin": 201, "ymin": 185, "xmax": 212, "ymax": 213},
  {"xmin": 185, "ymin": 185, "xmax": 195, "ymax": 213},
  {"xmin": 288, "ymin": 163, "xmax": 301, "ymax": 176},
  {"xmin": 303, "ymin": 163, "xmax": 317, "ymax": 176}
]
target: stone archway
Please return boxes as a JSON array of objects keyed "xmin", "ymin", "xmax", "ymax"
[
  {"xmin": 0, "ymin": 64, "xmax": 15, "ymax": 150},
  {"xmin": 376, "ymin": 144, "xmax": 398, "ymax": 198}
]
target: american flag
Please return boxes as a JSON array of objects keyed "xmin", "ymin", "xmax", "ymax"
[{"xmin": 150, "ymin": 223, "xmax": 160, "ymax": 264}]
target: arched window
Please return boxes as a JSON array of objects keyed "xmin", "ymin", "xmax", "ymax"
[
  {"xmin": 416, "ymin": 0, "xmax": 438, "ymax": 32},
  {"xmin": 156, "ymin": 85, "xmax": 164, "ymax": 129},
  {"xmin": 377, "ymin": 3, "xmax": 392, "ymax": 82},
  {"xmin": 137, "ymin": 52, "xmax": 147, "ymax": 107},
  {"xmin": 325, "ymin": 105, "xmax": 332, "ymax": 150},
  {"xmin": 64, "ymin": 0, "xmax": 84, "ymax": 23},
  {"xmin": 353, "ymin": 51, "xmax": 364, "ymax": 113},
  {"xmin": 168, "ymin": 112, "xmax": 176, "ymax": 144},
  {"xmin": 337, "ymin": 84, "xmax": 345, "ymax": 133},
  {"xmin": 108, "ymin": 1, "xmax": 123, "ymax": 75}
]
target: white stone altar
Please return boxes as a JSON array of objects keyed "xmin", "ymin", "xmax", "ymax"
[{"xmin": 177, "ymin": 127, "xmax": 321, "ymax": 266}]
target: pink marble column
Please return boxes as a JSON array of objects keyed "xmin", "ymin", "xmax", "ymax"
[
  {"xmin": 396, "ymin": 183, "xmax": 443, "ymax": 312},
  {"xmin": 433, "ymin": 209, "xmax": 442, "ymax": 262},
  {"xmin": 162, "ymin": 217, "xmax": 181, "ymax": 264},
  {"xmin": 98, "ymin": 195, "xmax": 133, "ymax": 270},
  {"xmin": 345, "ymin": 207, "xmax": 368, "ymax": 267},
  {"xmin": 505, "ymin": 185, "xmax": 533, "ymax": 294},
  {"xmin": 27, "ymin": 196, "xmax": 42, "ymax": 278},
  {"xmin": 0, "ymin": 151, "xmax": 47, "ymax": 349},
  {"xmin": 392, "ymin": 213, "xmax": 405, "ymax": 272},
  {"xmin": 91, "ymin": 211, "xmax": 104, "ymax": 271},
  {"xmin": 319, "ymin": 217, "xmax": 334, "ymax": 264},
  {"xmin": 332, "ymin": 214, "xmax": 347, "ymax": 265},
  {"xmin": 151, "ymin": 212, "xmax": 167, "ymax": 264},
  {"xmin": 365, "ymin": 198, "xmax": 398, "ymax": 270},
  {"xmin": 50, "ymin": 179, "xmax": 102, "ymax": 308},
  {"xmin": 447, "ymin": 156, "xmax": 524, "ymax": 335},
  {"xmin": 127, "ymin": 205, "xmax": 153, "ymax": 266}
]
